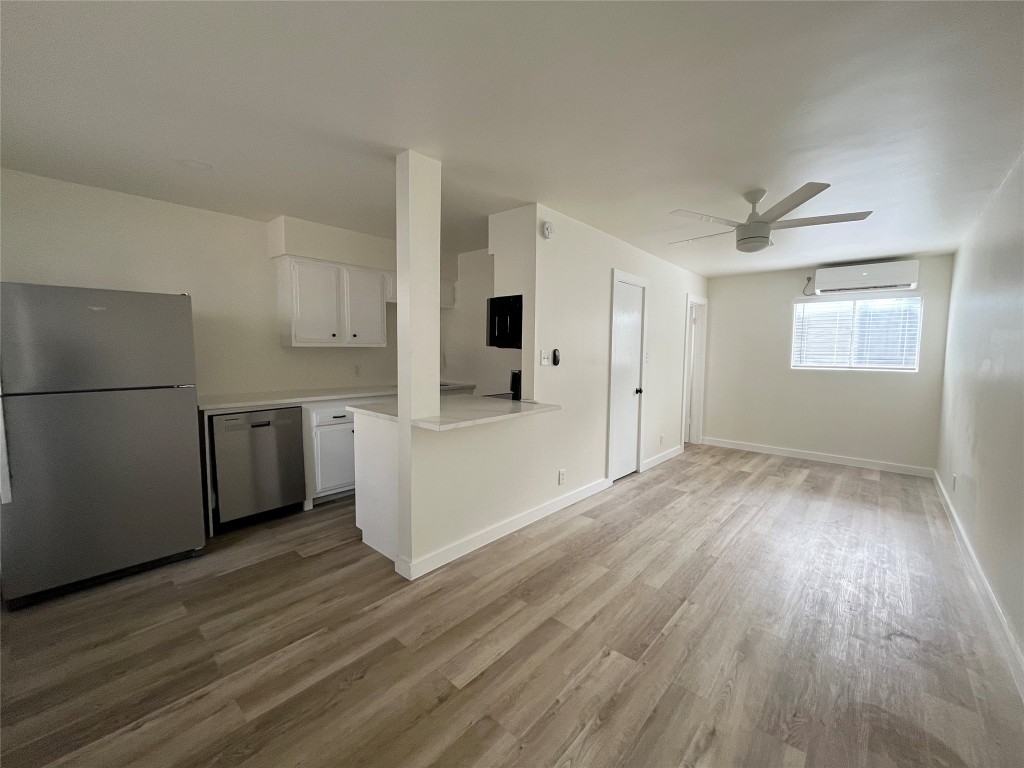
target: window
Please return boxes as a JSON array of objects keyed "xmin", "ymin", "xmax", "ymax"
[{"xmin": 792, "ymin": 296, "xmax": 922, "ymax": 371}]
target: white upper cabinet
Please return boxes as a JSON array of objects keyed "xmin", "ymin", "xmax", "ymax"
[
  {"xmin": 290, "ymin": 258, "xmax": 342, "ymax": 344},
  {"xmin": 277, "ymin": 255, "xmax": 387, "ymax": 347},
  {"xmin": 343, "ymin": 266, "xmax": 387, "ymax": 345}
]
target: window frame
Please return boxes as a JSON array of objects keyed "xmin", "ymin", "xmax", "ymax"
[{"xmin": 790, "ymin": 293, "xmax": 924, "ymax": 373}]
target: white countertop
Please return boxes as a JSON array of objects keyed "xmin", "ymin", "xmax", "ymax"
[
  {"xmin": 197, "ymin": 382, "xmax": 476, "ymax": 413},
  {"xmin": 347, "ymin": 394, "xmax": 561, "ymax": 431},
  {"xmin": 197, "ymin": 386, "xmax": 398, "ymax": 412}
]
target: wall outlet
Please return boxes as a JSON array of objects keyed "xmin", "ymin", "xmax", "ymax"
[
  {"xmin": 353, "ymin": 364, "xmax": 361, "ymax": 377},
  {"xmin": 540, "ymin": 349, "xmax": 552, "ymax": 366},
  {"xmin": 558, "ymin": 468, "xmax": 566, "ymax": 485},
  {"xmin": 952, "ymin": 473, "xmax": 957, "ymax": 491}
]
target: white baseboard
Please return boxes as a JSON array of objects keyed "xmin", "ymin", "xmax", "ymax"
[
  {"xmin": 640, "ymin": 445, "xmax": 684, "ymax": 472},
  {"xmin": 933, "ymin": 473, "xmax": 1024, "ymax": 702},
  {"xmin": 701, "ymin": 437, "xmax": 934, "ymax": 477},
  {"xmin": 394, "ymin": 557, "xmax": 414, "ymax": 580},
  {"xmin": 397, "ymin": 477, "xmax": 614, "ymax": 580}
]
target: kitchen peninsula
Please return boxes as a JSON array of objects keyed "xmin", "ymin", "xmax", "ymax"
[{"xmin": 347, "ymin": 393, "xmax": 561, "ymax": 576}]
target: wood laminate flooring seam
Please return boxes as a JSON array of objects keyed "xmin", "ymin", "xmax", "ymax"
[{"xmin": 1, "ymin": 444, "xmax": 1021, "ymax": 767}]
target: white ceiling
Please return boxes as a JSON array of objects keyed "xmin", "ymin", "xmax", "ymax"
[{"xmin": 2, "ymin": 2, "xmax": 1021, "ymax": 277}]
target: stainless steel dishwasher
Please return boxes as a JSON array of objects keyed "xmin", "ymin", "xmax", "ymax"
[{"xmin": 211, "ymin": 407, "xmax": 306, "ymax": 524}]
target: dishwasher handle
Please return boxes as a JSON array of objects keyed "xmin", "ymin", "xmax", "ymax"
[{"xmin": 250, "ymin": 421, "xmax": 271, "ymax": 428}]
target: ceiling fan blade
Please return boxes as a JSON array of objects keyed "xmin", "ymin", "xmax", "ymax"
[
  {"xmin": 771, "ymin": 211, "xmax": 873, "ymax": 230},
  {"xmin": 759, "ymin": 182, "xmax": 830, "ymax": 222},
  {"xmin": 667, "ymin": 231, "xmax": 733, "ymax": 246},
  {"xmin": 670, "ymin": 209, "xmax": 741, "ymax": 228}
]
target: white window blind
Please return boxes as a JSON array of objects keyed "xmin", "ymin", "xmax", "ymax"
[{"xmin": 792, "ymin": 296, "xmax": 922, "ymax": 371}]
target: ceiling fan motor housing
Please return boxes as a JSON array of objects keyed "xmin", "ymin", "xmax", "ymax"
[{"xmin": 736, "ymin": 221, "xmax": 771, "ymax": 252}]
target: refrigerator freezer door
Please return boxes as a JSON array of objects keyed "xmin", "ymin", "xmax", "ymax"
[
  {"xmin": 0, "ymin": 283, "xmax": 197, "ymax": 394},
  {"xmin": 0, "ymin": 387, "xmax": 205, "ymax": 600}
]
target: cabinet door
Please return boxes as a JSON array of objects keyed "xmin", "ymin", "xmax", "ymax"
[
  {"xmin": 313, "ymin": 423, "xmax": 355, "ymax": 494},
  {"xmin": 343, "ymin": 267, "xmax": 387, "ymax": 345},
  {"xmin": 293, "ymin": 259, "xmax": 342, "ymax": 343}
]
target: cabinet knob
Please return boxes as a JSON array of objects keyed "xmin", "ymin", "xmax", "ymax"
[
  {"xmin": 352, "ymin": 333, "xmax": 357, "ymax": 338},
  {"xmin": 331, "ymin": 333, "xmax": 336, "ymax": 338}
]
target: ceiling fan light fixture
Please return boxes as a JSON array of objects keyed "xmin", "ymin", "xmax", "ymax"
[
  {"xmin": 736, "ymin": 237, "xmax": 770, "ymax": 253},
  {"xmin": 735, "ymin": 221, "xmax": 771, "ymax": 252}
]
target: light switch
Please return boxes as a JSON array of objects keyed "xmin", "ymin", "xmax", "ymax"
[{"xmin": 540, "ymin": 349, "xmax": 552, "ymax": 366}]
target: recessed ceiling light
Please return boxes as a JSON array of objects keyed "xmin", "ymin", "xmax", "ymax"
[{"xmin": 178, "ymin": 158, "xmax": 213, "ymax": 171}]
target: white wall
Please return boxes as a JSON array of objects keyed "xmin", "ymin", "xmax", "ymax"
[
  {"xmin": 0, "ymin": 169, "xmax": 398, "ymax": 396},
  {"xmin": 440, "ymin": 249, "xmax": 522, "ymax": 396},
  {"xmin": 408, "ymin": 204, "xmax": 706, "ymax": 563},
  {"xmin": 533, "ymin": 205, "xmax": 706, "ymax": 478},
  {"xmin": 937, "ymin": 156, "xmax": 1023, "ymax": 652},
  {"xmin": 702, "ymin": 256, "xmax": 953, "ymax": 473}
]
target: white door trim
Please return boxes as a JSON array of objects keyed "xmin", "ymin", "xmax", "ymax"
[
  {"xmin": 683, "ymin": 294, "xmax": 708, "ymax": 447},
  {"xmin": 607, "ymin": 269, "xmax": 649, "ymax": 479}
]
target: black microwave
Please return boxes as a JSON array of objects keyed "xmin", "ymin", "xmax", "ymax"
[{"xmin": 487, "ymin": 294, "xmax": 523, "ymax": 349}]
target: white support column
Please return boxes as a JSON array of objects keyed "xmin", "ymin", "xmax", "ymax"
[{"xmin": 395, "ymin": 150, "xmax": 441, "ymax": 569}]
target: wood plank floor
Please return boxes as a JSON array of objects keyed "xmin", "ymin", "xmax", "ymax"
[{"xmin": 2, "ymin": 445, "xmax": 1022, "ymax": 767}]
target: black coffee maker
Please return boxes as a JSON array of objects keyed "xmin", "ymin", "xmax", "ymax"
[{"xmin": 510, "ymin": 370, "xmax": 522, "ymax": 401}]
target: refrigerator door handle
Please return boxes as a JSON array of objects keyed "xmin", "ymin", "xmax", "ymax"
[{"xmin": 0, "ymin": 401, "xmax": 11, "ymax": 505}]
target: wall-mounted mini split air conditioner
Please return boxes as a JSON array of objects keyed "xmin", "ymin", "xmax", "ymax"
[{"xmin": 814, "ymin": 260, "xmax": 919, "ymax": 295}]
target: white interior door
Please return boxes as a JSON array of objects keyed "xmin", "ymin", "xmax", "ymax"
[
  {"xmin": 609, "ymin": 277, "xmax": 646, "ymax": 481},
  {"xmin": 683, "ymin": 297, "xmax": 708, "ymax": 445},
  {"xmin": 685, "ymin": 311, "xmax": 696, "ymax": 443}
]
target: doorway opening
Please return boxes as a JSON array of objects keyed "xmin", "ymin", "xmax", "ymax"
[
  {"xmin": 608, "ymin": 270, "xmax": 648, "ymax": 481},
  {"xmin": 683, "ymin": 295, "xmax": 708, "ymax": 446}
]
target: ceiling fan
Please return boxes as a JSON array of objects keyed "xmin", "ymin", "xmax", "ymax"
[{"xmin": 669, "ymin": 183, "xmax": 872, "ymax": 253}]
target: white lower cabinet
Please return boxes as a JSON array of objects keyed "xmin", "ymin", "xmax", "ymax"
[
  {"xmin": 302, "ymin": 401, "xmax": 363, "ymax": 509},
  {"xmin": 313, "ymin": 423, "xmax": 355, "ymax": 494}
]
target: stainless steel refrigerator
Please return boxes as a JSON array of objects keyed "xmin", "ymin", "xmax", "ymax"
[{"xmin": 1, "ymin": 283, "xmax": 206, "ymax": 602}]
